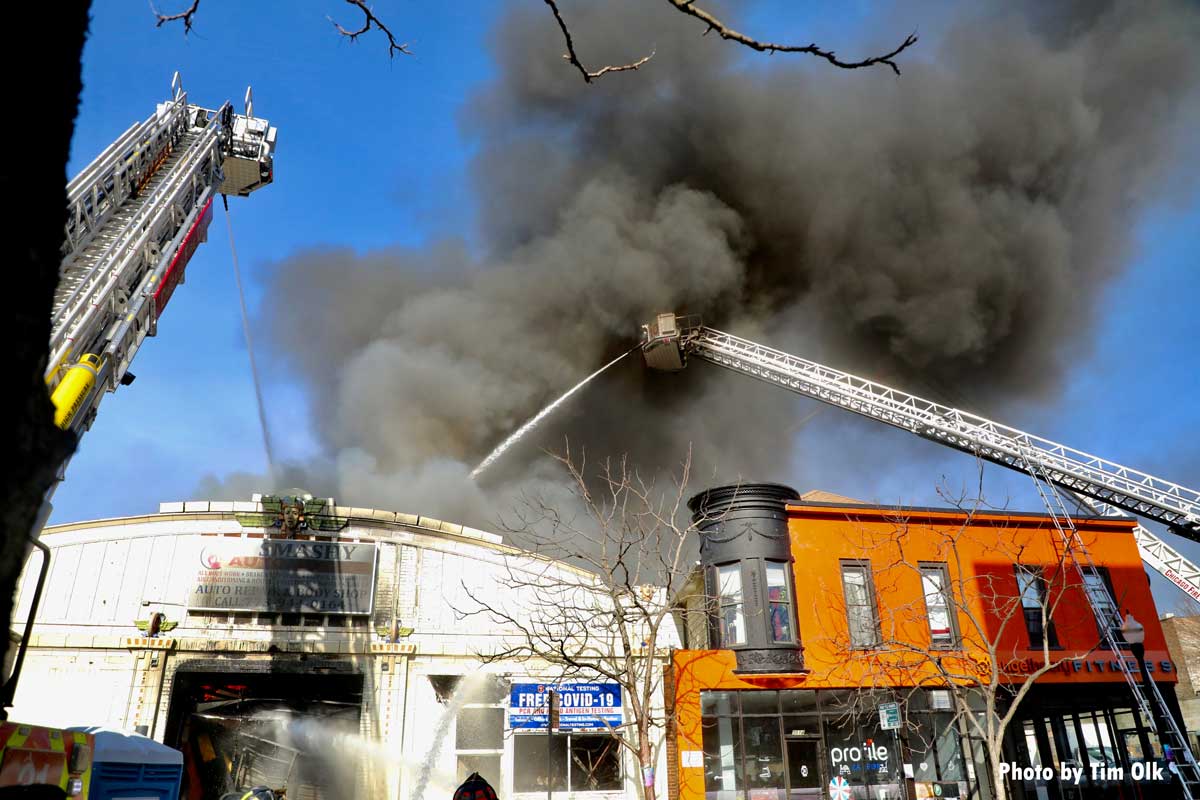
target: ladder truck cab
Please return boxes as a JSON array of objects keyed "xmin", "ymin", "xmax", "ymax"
[
  {"xmin": 0, "ymin": 722, "xmax": 93, "ymax": 797},
  {"xmin": 640, "ymin": 311, "xmax": 1200, "ymax": 797}
]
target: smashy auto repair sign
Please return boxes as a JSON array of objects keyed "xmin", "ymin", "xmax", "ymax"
[{"xmin": 189, "ymin": 538, "xmax": 377, "ymax": 614}]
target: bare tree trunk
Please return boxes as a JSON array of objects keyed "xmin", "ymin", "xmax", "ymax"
[
  {"xmin": 989, "ymin": 749, "xmax": 1007, "ymax": 800},
  {"xmin": 2, "ymin": 2, "xmax": 89, "ymax": 686},
  {"xmin": 640, "ymin": 733, "xmax": 656, "ymax": 800}
]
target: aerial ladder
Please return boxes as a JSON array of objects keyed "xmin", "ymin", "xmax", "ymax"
[
  {"xmin": 1, "ymin": 77, "xmax": 278, "ymax": 786},
  {"xmin": 46, "ymin": 72, "xmax": 276, "ymax": 440},
  {"xmin": 641, "ymin": 312, "xmax": 1200, "ymax": 796}
]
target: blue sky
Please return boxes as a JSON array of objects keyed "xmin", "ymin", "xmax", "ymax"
[
  {"xmin": 57, "ymin": 1, "xmax": 502, "ymax": 514},
  {"xmin": 55, "ymin": 2, "xmax": 1200, "ymax": 610}
]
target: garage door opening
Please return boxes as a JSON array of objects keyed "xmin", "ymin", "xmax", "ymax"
[{"xmin": 164, "ymin": 669, "xmax": 364, "ymax": 800}]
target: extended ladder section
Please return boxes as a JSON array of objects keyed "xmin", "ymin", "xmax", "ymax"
[
  {"xmin": 46, "ymin": 74, "xmax": 277, "ymax": 435},
  {"xmin": 639, "ymin": 314, "xmax": 1200, "ymax": 603},
  {"xmin": 1072, "ymin": 494, "xmax": 1200, "ymax": 608},
  {"xmin": 1024, "ymin": 465, "xmax": 1200, "ymax": 797}
]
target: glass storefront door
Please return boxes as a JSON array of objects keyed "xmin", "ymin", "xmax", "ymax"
[{"xmin": 785, "ymin": 738, "xmax": 824, "ymax": 800}]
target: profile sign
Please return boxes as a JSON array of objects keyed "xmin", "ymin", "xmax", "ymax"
[{"xmin": 509, "ymin": 683, "xmax": 623, "ymax": 731}]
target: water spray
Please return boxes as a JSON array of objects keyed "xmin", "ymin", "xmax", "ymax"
[
  {"xmin": 412, "ymin": 673, "xmax": 491, "ymax": 800},
  {"xmin": 470, "ymin": 347, "xmax": 637, "ymax": 480},
  {"xmin": 224, "ymin": 195, "xmax": 277, "ymax": 480}
]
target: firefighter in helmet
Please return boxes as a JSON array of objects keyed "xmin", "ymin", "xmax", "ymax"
[{"xmin": 454, "ymin": 772, "xmax": 498, "ymax": 800}]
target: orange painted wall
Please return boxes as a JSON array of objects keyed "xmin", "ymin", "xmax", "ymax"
[
  {"xmin": 784, "ymin": 502, "xmax": 1173, "ymax": 687},
  {"xmin": 671, "ymin": 502, "xmax": 1174, "ymax": 800}
]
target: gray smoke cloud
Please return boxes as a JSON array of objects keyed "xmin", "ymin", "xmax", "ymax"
[{"xmin": 246, "ymin": 0, "xmax": 1200, "ymax": 527}]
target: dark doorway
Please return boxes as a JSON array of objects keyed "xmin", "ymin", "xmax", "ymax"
[
  {"xmin": 785, "ymin": 737, "xmax": 824, "ymax": 800},
  {"xmin": 163, "ymin": 669, "xmax": 364, "ymax": 800}
]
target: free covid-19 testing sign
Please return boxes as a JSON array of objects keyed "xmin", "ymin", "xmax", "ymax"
[{"xmin": 509, "ymin": 683, "xmax": 623, "ymax": 730}]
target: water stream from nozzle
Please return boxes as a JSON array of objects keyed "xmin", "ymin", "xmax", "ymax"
[
  {"xmin": 470, "ymin": 347, "xmax": 637, "ymax": 481},
  {"xmin": 224, "ymin": 196, "xmax": 277, "ymax": 480}
]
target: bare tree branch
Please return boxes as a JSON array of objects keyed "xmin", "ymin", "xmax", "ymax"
[
  {"xmin": 544, "ymin": 0, "xmax": 655, "ymax": 84},
  {"xmin": 152, "ymin": 0, "xmax": 201, "ymax": 33},
  {"xmin": 453, "ymin": 447, "xmax": 703, "ymax": 800},
  {"xmin": 806, "ymin": 463, "xmax": 1115, "ymax": 800},
  {"xmin": 329, "ymin": 0, "xmax": 411, "ymax": 57},
  {"xmin": 663, "ymin": 0, "xmax": 918, "ymax": 76}
]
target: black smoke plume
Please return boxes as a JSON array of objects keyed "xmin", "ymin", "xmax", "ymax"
[{"xmin": 251, "ymin": 0, "xmax": 1200, "ymax": 525}]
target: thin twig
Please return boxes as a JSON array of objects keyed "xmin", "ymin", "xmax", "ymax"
[
  {"xmin": 152, "ymin": 0, "xmax": 201, "ymax": 33},
  {"xmin": 664, "ymin": 0, "xmax": 918, "ymax": 76},
  {"xmin": 544, "ymin": 0, "xmax": 654, "ymax": 83},
  {"xmin": 329, "ymin": 0, "xmax": 411, "ymax": 57}
]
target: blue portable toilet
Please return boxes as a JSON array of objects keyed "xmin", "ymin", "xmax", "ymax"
[{"xmin": 69, "ymin": 727, "xmax": 183, "ymax": 800}]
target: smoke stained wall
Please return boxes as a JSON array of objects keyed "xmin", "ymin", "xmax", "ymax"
[{"xmin": 250, "ymin": 0, "xmax": 1200, "ymax": 526}]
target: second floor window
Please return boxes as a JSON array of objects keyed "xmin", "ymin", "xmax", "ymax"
[
  {"xmin": 840, "ymin": 561, "xmax": 880, "ymax": 648},
  {"xmin": 716, "ymin": 564, "xmax": 746, "ymax": 646},
  {"xmin": 920, "ymin": 563, "xmax": 958, "ymax": 648},
  {"xmin": 1082, "ymin": 567, "xmax": 1124, "ymax": 646},
  {"xmin": 765, "ymin": 561, "xmax": 796, "ymax": 644},
  {"xmin": 1016, "ymin": 567, "xmax": 1059, "ymax": 649}
]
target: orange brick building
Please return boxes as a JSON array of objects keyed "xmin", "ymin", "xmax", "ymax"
[{"xmin": 670, "ymin": 484, "xmax": 1182, "ymax": 800}]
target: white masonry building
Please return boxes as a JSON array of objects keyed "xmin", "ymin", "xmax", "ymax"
[{"xmin": 10, "ymin": 495, "xmax": 675, "ymax": 800}]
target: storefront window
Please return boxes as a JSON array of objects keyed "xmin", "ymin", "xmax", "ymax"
[
  {"xmin": 1061, "ymin": 715, "xmax": 1084, "ymax": 769},
  {"xmin": 743, "ymin": 717, "xmax": 786, "ymax": 799},
  {"xmin": 513, "ymin": 733, "xmax": 621, "ymax": 792},
  {"xmin": 570, "ymin": 736, "xmax": 623, "ymax": 791},
  {"xmin": 741, "ymin": 691, "xmax": 779, "ymax": 716},
  {"xmin": 780, "ymin": 691, "xmax": 819, "ymax": 738},
  {"xmin": 1113, "ymin": 709, "xmax": 1148, "ymax": 764},
  {"xmin": 702, "ymin": 715, "xmax": 744, "ymax": 800},
  {"xmin": 965, "ymin": 735, "xmax": 993, "ymax": 800},
  {"xmin": 824, "ymin": 710, "xmax": 901, "ymax": 799},
  {"xmin": 698, "ymin": 690, "xmax": 984, "ymax": 800},
  {"xmin": 911, "ymin": 714, "xmax": 939, "ymax": 783},
  {"xmin": 779, "ymin": 691, "xmax": 817, "ymax": 714},
  {"xmin": 1022, "ymin": 720, "xmax": 1042, "ymax": 769},
  {"xmin": 703, "ymin": 691, "xmax": 741, "ymax": 717},
  {"xmin": 1011, "ymin": 705, "xmax": 1160, "ymax": 798},
  {"xmin": 1072, "ymin": 711, "xmax": 1118, "ymax": 771},
  {"xmin": 934, "ymin": 717, "xmax": 964, "ymax": 782},
  {"xmin": 765, "ymin": 563, "xmax": 795, "ymax": 644},
  {"xmin": 515, "ymin": 734, "xmax": 569, "ymax": 792},
  {"xmin": 702, "ymin": 690, "xmax": 920, "ymax": 800},
  {"xmin": 909, "ymin": 711, "xmax": 964, "ymax": 784}
]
